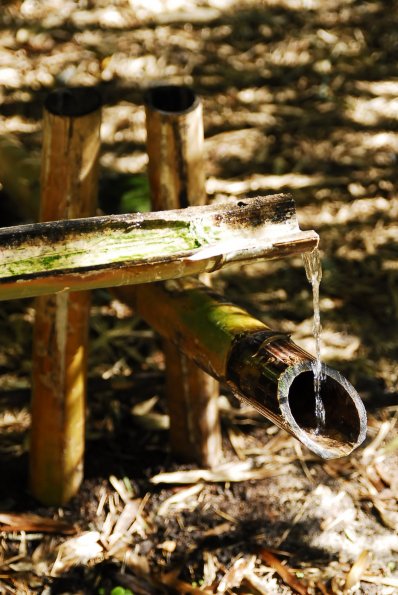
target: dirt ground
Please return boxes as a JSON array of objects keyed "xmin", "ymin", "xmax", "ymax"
[{"xmin": 0, "ymin": 0, "xmax": 398, "ymax": 593}]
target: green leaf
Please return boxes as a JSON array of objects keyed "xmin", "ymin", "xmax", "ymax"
[
  {"xmin": 110, "ymin": 587, "xmax": 134, "ymax": 595},
  {"xmin": 121, "ymin": 175, "xmax": 150, "ymax": 213},
  {"xmin": 100, "ymin": 173, "xmax": 150, "ymax": 215}
]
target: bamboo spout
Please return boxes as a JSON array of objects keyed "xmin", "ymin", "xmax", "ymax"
[
  {"xmin": 119, "ymin": 279, "xmax": 367, "ymax": 459},
  {"xmin": 227, "ymin": 332, "xmax": 367, "ymax": 459}
]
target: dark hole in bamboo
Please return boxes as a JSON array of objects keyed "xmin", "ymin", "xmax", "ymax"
[
  {"xmin": 145, "ymin": 85, "xmax": 198, "ymax": 114},
  {"xmin": 45, "ymin": 87, "xmax": 102, "ymax": 117},
  {"xmin": 287, "ymin": 370, "xmax": 361, "ymax": 455}
]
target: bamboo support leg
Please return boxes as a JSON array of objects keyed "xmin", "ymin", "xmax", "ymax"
[
  {"xmin": 145, "ymin": 84, "xmax": 222, "ymax": 466},
  {"xmin": 29, "ymin": 87, "xmax": 101, "ymax": 505}
]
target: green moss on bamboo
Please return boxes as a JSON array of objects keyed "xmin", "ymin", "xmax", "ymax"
[{"xmin": 0, "ymin": 220, "xmax": 217, "ymax": 280}]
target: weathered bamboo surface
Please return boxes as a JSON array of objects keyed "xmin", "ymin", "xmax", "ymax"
[
  {"xmin": 145, "ymin": 84, "xmax": 205, "ymax": 210},
  {"xmin": 117, "ymin": 277, "xmax": 267, "ymax": 380},
  {"xmin": 117, "ymin": 278, "xmax": 367, "ymax": 459},
  {"xmin": 30, "ymin": 87, "xmax": 101, "ymax": 505},
  {"xmin": 0, "ymin": 194, "xmax": 318, "ymax": 301},
  {"xmin": 145, "ymin": 83, "xmax": 221, "ymax": 467}
]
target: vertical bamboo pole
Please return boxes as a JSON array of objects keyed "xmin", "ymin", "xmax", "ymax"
[
  {"xmin": 145, "ymin": 84, "xmax": 222, "ymax": 466},
  {"xmin": 29, "ymin": 87, "xmax": 101, "ymax": 505}
]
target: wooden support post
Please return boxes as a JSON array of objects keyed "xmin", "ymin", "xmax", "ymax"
[
  {"xmin": 145, "ymin": 84, "xmax": 221, "ymax": 466},
  {"xmin": 29, "ymin": 87, "xmax": 101, "ymax": 505}
]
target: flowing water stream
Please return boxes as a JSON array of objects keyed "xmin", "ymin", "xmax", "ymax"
[{"xmin": 302, "ymin": 248, "xmax": 325, "ymax": 433}]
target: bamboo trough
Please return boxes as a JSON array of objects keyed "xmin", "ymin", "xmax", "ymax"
[{"xmin": 0, "ymin": 194, "xmax": 318, "ymax": 301}]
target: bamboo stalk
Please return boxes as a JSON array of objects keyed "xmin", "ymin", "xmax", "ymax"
[
  {"xmin": 0, "ymin": 195, "xmax": 319, "ymax": 302},
  {"xmin": 117, "ymin": 278, "xmax": 367, "ymax": 459},
  {"xmin": 145, "ymin": 84, "xmax": 205, "ymax": 210},
  {"xmin": 29, "ymin": 87, "xmax": 101, "ymax": 505},
  {"xmin": 145, "ymin": 84, "xmax": 221, "ymax": 466}
]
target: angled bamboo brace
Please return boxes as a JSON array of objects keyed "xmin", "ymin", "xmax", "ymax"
[
  {"xmin": 117, "ymin": 278, "xmax": 367, "ymax": 460},
  {"xmin": 0, "ymin": 194, "xmax": 318, "ymax": 301},
  {"xmin": 144, "ymin": 84, "xmax": 221, "ymax": 466}
]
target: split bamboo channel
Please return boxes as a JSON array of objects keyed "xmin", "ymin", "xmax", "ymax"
[{"xmin": 0, "ymin": 195, "xmax": 318, "ymax": 301}]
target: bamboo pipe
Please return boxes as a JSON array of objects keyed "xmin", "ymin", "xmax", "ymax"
[
  {"xmin": 29, "ymin": 87, "xmax": 101, "ymax": 505},
  {"xmin": 0, "ymin": 195, "xmax": 319, "ymax": 301},
  {"xmin": 117, "ymin": 278, "xmax": 367, "ymax": 459},
  {"xmin": 145, "ymin": 83, "xmax": 221, "ymax": 466}
]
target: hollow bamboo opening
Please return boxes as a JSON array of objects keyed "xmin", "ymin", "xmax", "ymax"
[
  {"xmin": 278, "ymin": 362, "xmax": 367, "ymax": 459},
  {"xmin": 145, "ymin": 85, "xmax": 199, "ymax": 114},
  {"xmin": 45, "ymin": 87, "xmax": 102, "ymax": 117}
]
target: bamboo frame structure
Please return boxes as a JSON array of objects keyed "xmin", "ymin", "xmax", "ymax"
[
  {"xmin": 0, "ymin": 195, "xmax": 318, "ymax": 302},
  {"xmin": 145, "ymin": 84, "xmax": 221, "ymax": 466},
  {"xmin": 0, "ymin": 84, "xmax": 367, "ymax": 512},
  {"xmin": 29, "ymin": 87, "xmax": 101, "ymax": 505},
  {"xmin": 118, "ymin": 278, "xmax": 367, "ymax": 459}
]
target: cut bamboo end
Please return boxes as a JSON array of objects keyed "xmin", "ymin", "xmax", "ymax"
[
  {"xmin": 29, "ymin": 86, "xmax": 101, "ymax": 505},
  {"xmin": 227, "ymin": 332, "xmax": 367, "ymax": 459},
  {"xmin": 277, "ymin": 361, "xmax": 367, "ymax": 459},
  {"xmin": 145, "ymin": 84, "xmax": 199, "ymax": 114},
  {"xmin": 40, "ymin": 87, "xmax": 101, "ymax": 222},
  {"xmin": 44, "ymin": 86, "xmax": 102, "ymax": 117},
  {"xmin": 0, "ymin": 195, "xmax": 319, "ymax": 301},
  {"xmin": 145, "ymin": 84, "xmax": 205, "ymax": 211}
]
